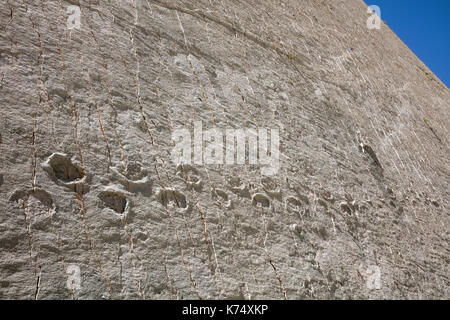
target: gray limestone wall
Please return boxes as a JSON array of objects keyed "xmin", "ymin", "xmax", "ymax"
[{"xmin": 0, "ymin": 0, "xmax": 448, "ymax": 299}]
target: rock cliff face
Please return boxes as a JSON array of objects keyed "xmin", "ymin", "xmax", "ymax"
[{"xmin": 0, "ymin": 0, "xmax": 448, "ymax": 299}]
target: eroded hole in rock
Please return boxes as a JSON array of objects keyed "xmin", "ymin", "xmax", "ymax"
[
  {"xmin": 27, "ymin": 194, "xmax": 52, "ymax": 228},
  {"xmin": 340, "ymin": 202, "xmax": 352, "ymax": 214},
  {"xmin": 228, "ymin": 184, "xmax": 251, "ymax": 199},
  {"xmin": 126, "ymin": 161, "xmax": 145, "ymax": 180},
  {"xmin": 9, "ymin": 188, "xmax": 55, "ymax": 230},
  {"xmin": 31, "ymin": 189, "xmax": 53, "ymax": 208},
  {"xmin": 99, "ymin": 191, "xmax": 127, "ymax": 214},
  {"xmin": 260, "ymin": 176, "xmax": 282, "ymax": 200},
  {"xmin": 189, "ymin": 175, "xmax": 200, "ymax": 183},
  {"xmin": 286, "ymin": 196, "xmax": 303, "ymax": 210},
  {"xmin": 315, "ymin": 226, "xmax": 329, "ymax": 240},
  {"xmin": 0, "ymin": 173, "xmax": 3, "ymax": 187},
  {"xmin": 322, "ymin": 190, "xmax": 335, "ymax": 203},
  {"xmin": 177, "ymin": 164, "xmax": 203, "ymax": 191},
  {"xmin": 317, "ymin": 198, "xmax": 328, "ymax": 210},
  {"xmin": 158, "ymin": 189, "xmax": 187, "ymax": 209},
  {"xmin": 9, "ymin": 188, "xmax": 53, "ymax": 209},
  {"xmin": 295, "ymin": 193, "xmax": 310, "ymax": 205},
  {"xmin": 261, "ymin": 177, "xmax": 277, "ymax": 191},
  {"xmin": 213, "ymin": 189, "xmax": 228, "ymax": 201},
  {"xmin": 226, "ymin": 177, "xmax": 251, "ymax": 199},
  {"xmin": 226, "ymin": 176, "xmax": 242, "ymax": 188},
  {"xmin": 252, "ymin": 193, "xmax": 270, "ymax": 208},
  {"xmin": 48, "ymin": 154, "xmax": 83, "ymax": 182},
  {"xmin": 152, "ymin": 284, "xmax": 165, "ymax": 295}
]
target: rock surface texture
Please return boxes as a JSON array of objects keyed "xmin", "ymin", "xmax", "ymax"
[{"xmin": 0, "ymin": 0, "xmax": 449, "ymax": 299}]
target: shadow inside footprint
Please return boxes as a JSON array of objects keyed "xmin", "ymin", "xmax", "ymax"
[
  {"xmin": 43, "ymin": 153, "xmax": 84, "ymax": 182},
  {"xmin": 99, "ymin": 190, "xmax": 127, "ymax": 214},
  {"xmin": 157, "ymin": 189, "xmax": 187, "ymax": 209}
]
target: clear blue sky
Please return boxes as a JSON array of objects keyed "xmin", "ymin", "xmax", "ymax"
[{"xmin": 364, "ymin": 0, "xmax": 450, "ymax": 88}]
